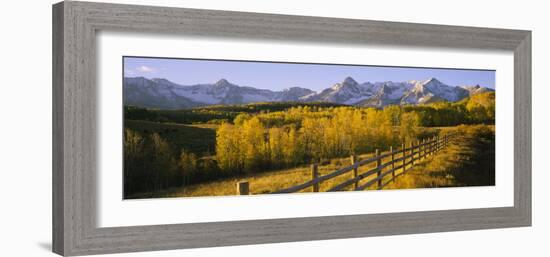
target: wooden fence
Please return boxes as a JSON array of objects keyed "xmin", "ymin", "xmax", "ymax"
[{"xmin": 236, "ymin": 134, "xmax": 453, "ymax": 195}]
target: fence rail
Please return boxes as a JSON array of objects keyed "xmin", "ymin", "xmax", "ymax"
[{"xmin": 236, "ymin": 134, "xmax": 453, "ymax": 195}]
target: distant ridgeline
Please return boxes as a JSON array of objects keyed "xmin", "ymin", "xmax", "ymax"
[
  {"xmin": 123, "ymin": 76, "xmax": 494, "ymax": 109},
  {"xmin": 125, "ymin": 90, "xmax": 494, "ymax": 128}
]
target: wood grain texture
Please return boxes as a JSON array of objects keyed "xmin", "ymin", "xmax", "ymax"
[
  {"xmin": 514, "ymin": 32, "xmax": 532, "ymax": 225},
  {"xmin": 52, "ymin": 2, "xmax": 65, "ymax": 255},
  {"xmin": 52, "ymin": 1, "xmax": 532, "ymax": 256}
]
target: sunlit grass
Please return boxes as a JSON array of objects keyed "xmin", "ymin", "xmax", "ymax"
[{"xmin": 384, "ymin": 124, "xmax": 495, "ymax": 189}]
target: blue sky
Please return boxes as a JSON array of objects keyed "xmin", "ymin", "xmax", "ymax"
[{"xmin": 124, "ymin": 57, "xmax": 495, "ymax": 91}]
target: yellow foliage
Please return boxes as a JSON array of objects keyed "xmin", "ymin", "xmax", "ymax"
[
  {"xmin": 215, "ymin": 106, "xmax": 415, "ymax": 174},
  {"xmin": 400, "ymin": 112, "xmax": 420, "ymax": 143},
  {"xmin": 215, "ymin": 123, "xmax": 243, "ymax": 173}
]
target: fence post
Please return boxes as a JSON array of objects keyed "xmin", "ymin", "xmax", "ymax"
[
  {"xmin": 237, "ymin": 181, "xmax": 249, "ymax": 195},
  {"xmin": 311, "ymin": 164, "xmax": 319, "ymax": 192},
  {"xmin": 351, "ymin": 155, "xmax": 358, "ymax": 190},
  {"xmin": 419, "ymin": 139, "xmax": 423, "ymax": 160},
  {"xmin": 432, "ymin": 136, "xmax": 437, "ymax": 155},
  {"xmin": 401, "ymin": 142, "xmax": 406, "ymax": 173},
  {"xmin": 416, "ymin": 140, "xmax": 420, "ymax": 161},
  {"xmin": 376, "ymin": 149, "xmax": 382, "ymax": 188},
  {"xmin": 390, "ymin": 146, "xmax": 395, "ymax": 179},
  {"xmin": 427, "ymin": 137, "xmax": 431, "ymax": 155},
  {"xmin": 421, "ymin": 139, "xmax": 426, "ymax": 159},
  {"xmin": 410, "ymin": 142, "xmax": 415, "ymax": 166},
  {"xmin": 424, "ymin": 139, "xmax": 428, "ymax": 158},
  {"xmin": 427, "ymin": 138, "xmax": 431, "ymax": 156}
]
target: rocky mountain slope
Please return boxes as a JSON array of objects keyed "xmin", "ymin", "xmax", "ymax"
[{"xmin": 123, "ymin": 76, "xmax": 493, "ymax": 109}]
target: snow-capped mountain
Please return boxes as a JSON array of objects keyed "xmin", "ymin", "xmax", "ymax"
[
  {"xmin": 354, "ymin": 81, "xmax": 413, "ymax": 107},
  {"xmin": 400, "ymin": 77, "xmax": 470, "ymax": 105},
  {"xmin": 302, "ymin": 77, "xmax": 477, "ymax": 107},
  {"xmin": 124, "ymin": 77, "xmax": 203, "ymax": 109},
  {"xmin": 123, "ymin": 76, "xmax": 494, "ymax": 109},
  {"xmin": 277, "ymin": 87, "xmax": 317, "ymax": 101},
  {"xmin": 304, "ymin": 77, "xmax": 374, "ymax": 104},
  {"xmin": 124, "ymin": 77, "xmax": 315, "ymax": 109},
  {"xmin": 461, "ymin": 84, "xmax": 495, "ymax": 95}
]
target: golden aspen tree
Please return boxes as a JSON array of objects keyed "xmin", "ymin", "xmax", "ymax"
[
  {"xmin": 233, "ymin": 113, "xmax": 251, "ymax": 126},
  {"xmin": 301, "ymin": 117, "xmax": 325, "ymax": 162},
  {"xmin": 216, "ymin": 123, "xmax": 243, "ymax": 173},
  {"xmin": 400, "ymin": 112, "xmax": 420, "ymax": 143},
  {"xmin": 268, "ymin": 127, "xmax": 284, "ymax": 168},
  {"xmin": 280, "ymin": 125, "xmax": 303, "ymax": 166},
  {"xmin": 179, "ymin": 149, "xmax": 197, "ymax": 186},
  {"xmin": 149, "ymin": 133, "xmax": 177, "ymax": 190},
  {"xmin": 123, "ymin": 128, "xmax": 145, "ymax": 195},
  {"xmin": 241, "ymin": 117, "xmax": 266, "ymax": 172},
  {"xmin": 349, "ymin": 109, "xmax": 368, "ymax": 154}
]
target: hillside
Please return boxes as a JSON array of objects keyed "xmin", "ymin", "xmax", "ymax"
[
  {"xmin": 124, "ymin": 101, "xmax": 349, "ymax": 124},
  {"xmin": 125, "ymin": 92, "xmax": 495, "ymax": 126},
  {"xmin": 123, "ymin": 76, "xmax": 494, "ymax": 109}
]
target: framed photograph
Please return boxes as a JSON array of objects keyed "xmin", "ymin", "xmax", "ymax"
[{"xmin": 53, "ymin": 1, "xmax": 531, "ymax": 256}]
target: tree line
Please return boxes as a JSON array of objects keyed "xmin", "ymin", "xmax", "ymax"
[{"xmin": 124, "ymin": 129, "xmax": 222, "ymax": 197}]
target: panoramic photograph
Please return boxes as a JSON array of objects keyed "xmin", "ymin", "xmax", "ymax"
[{"xmin": 122, "ymin": 56, "xmax": 496, "ymax": 199}]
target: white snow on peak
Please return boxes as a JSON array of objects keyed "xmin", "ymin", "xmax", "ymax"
[{"xmin": 124, "ymin": 76, "xmax": 492, "ymax": 108}]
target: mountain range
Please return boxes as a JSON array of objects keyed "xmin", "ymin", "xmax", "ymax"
[{"xmin": 123, "ymin": 76, "xmax": 494, "ymax": 109}]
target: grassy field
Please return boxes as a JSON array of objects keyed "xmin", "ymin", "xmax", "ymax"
[
  {"xmin": 384, "ymin": 124, "xmax": 495, "ymax": 189},
  {"xmin": 124, "ymin": 120, "xmax": 218, "ymax": 155},
  {"xmin": 128, "ymin": 125, "xmax": 494, "ymax": 199}
]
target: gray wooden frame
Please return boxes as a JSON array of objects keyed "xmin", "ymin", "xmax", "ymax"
[{"xmin": 52, "ymin": 1, "xmax": 531, "ymax": 256}]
